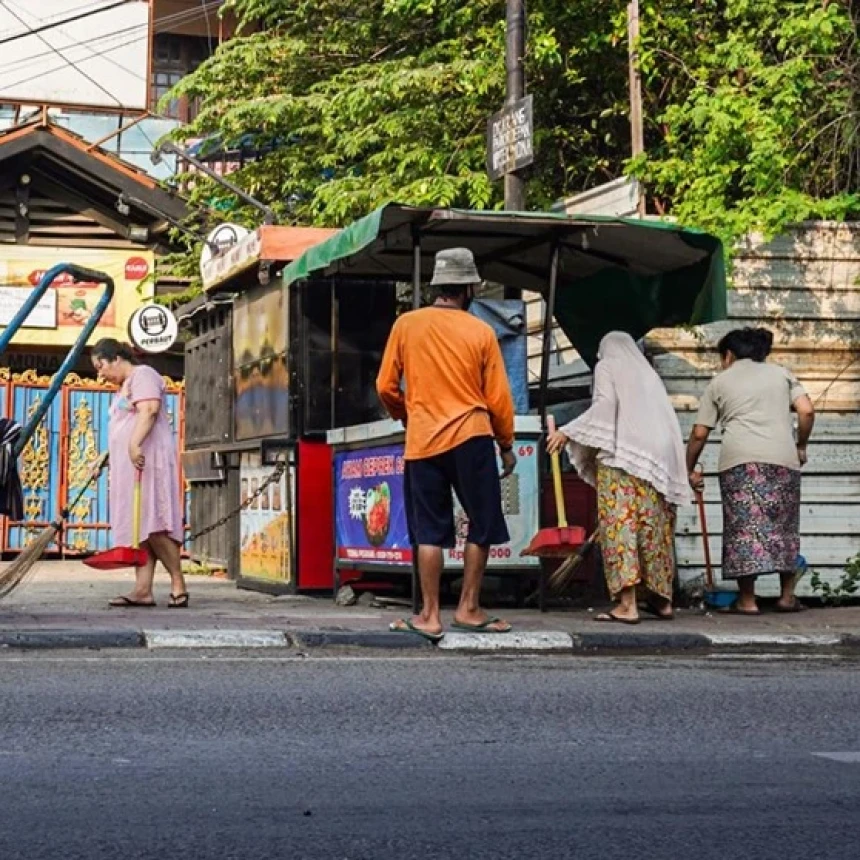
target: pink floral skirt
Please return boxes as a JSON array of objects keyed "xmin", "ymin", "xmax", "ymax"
[{"xmin": 719, "ymin": 463, "xmax": 801, "ymax": 579}]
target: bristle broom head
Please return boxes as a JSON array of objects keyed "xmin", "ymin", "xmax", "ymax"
[{"xmin": 0, "ymin": 525, "xmax": 58, "ymax": 599}]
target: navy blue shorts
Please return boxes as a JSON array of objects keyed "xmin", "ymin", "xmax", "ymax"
[{"xmin": 404, "ymin": 436, "xmax": 510, "ymax": 549}]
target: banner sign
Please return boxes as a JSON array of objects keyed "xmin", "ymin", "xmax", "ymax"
[
  {"xmin": 0, "ymin": 247, "xmax": 154, "ymax": 347},
  {"xmin": 335, "ymin": 446, "xmax": 411, "ymax": 564},
  {"xmin": 334, "ymin": 440, "xmax": 540, "ymax": 569}
]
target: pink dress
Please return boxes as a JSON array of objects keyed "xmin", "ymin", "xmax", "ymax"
[{"xmin": 108, "ymin": 365, "xmax": 184, "ymax": 546}]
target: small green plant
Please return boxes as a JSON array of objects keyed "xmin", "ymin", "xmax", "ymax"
[{"xmin": 809, "ymin": 554, "xmax": 860, "ymax": 606}]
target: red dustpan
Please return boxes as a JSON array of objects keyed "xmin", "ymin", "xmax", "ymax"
[
  {"xmin": 521, "ymin": 416, "xmax": 586, "ymax": 558},
  {"xmin": 85, "ymin": 469, "xmax": 149, "ymax": 570}
]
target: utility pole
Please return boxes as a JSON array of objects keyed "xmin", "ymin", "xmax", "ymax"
[
  {"xmin": 504, "ymin": 0, "xmax": 527, "ymax": 213},
  {"xmin": 627, "ymin": 0, "xmax": 646, "ymax": 215},
  {"xmin": 504, "ymin": 0, "xmax": 526, "ymax": 300}
]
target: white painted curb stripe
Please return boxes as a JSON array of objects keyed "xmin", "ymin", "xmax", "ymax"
[
  {"xmin": 437, "ymin": 632, "xmax": 573, "ymax": 652},
  {"xmin": 706, "ymin": 634, "xmax": 842, "ymax": 647},
  {"xmin": 144, "ymin": 630, "xmax": 289, "ymax": 649}
]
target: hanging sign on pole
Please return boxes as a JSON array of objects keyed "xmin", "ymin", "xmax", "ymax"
[{"xmin": 486, "ymin": 94, "xmax": 534, "ymax": 182}]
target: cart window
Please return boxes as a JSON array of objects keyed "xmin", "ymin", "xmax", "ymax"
[{"xmin": 302, "ymin": 279, "xmax": 396, "ymax": 433}]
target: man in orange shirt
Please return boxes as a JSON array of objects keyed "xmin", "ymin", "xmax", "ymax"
[{"xmin": 376, "ymin": 247, "xmax": 517, "ymax": 641}]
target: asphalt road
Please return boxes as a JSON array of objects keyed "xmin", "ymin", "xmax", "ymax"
[{"xmin": 0, "ymin": 653, "xmax": 858, "ymax": 860}]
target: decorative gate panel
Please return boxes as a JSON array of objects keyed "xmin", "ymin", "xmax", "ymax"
[
  {"xmin": 6, "ymin": 371, "xmax": 64, "ymax": 551},
  {"xmin": 1, "ymin": 370, "xmax": 186, "ymax": 556},
  {"xmin": 63, "ymin": 380, "xmax": 114, "ymax": 553}
]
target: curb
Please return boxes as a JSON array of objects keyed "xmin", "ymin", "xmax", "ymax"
[
  {"xmin": 0, "ymin": 629, "xmax": 144, "ymax": 650},
  {"xmin": 0, "ymin": 628, "xmax": 856, "ymax": 654}
]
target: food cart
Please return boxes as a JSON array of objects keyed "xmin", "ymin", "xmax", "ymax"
[
  {"xmin": 279, "ymin": 204, "xmax": 727, "ymax": 608},
  {"xmin": 181, "ymin": 205, "xmax": 726, "ymax": 604}
]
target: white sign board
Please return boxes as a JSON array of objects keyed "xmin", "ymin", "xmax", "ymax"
[
  {"xmin": 0, "ymin": 287, "xmax": 57, "ymax": 329},
  {"xmin": 0, "ymin": 1, "xmax": 151, "ymax": 111},
  {"xmin": 128, "ymin": 304, "xmax": 178, "ymax": 354},
  {"xmin": 199, "ymin": 223, "xmax": 252, "ymax": 280}
]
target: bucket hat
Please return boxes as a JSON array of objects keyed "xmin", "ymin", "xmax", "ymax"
[{"xmin": 430, "ymin": 247, "xmax": 481, "ymax": 287}]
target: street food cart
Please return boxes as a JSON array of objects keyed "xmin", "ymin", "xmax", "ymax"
[
  {"xmin": 181, "ymin": 205, "xmax": 726, "ymax": 604},
  {"xmin": 279, "ymin": 204, "xmax": 727, "ymax": 606}
]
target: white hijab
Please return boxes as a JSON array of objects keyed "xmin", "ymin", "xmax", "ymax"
[{"xmin": 559, "ymin": 331, "xmax": 692, "ymax": 507}]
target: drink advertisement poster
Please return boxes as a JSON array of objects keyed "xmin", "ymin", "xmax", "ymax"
[
  {"xmin": 239, "ymin": 453, "xmax": 293, "ymax": 583},
  {"xmin": 334, "ymin": 439, "xmax": 540, "ymax": 569}
]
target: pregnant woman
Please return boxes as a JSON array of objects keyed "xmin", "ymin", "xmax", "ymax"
[{"xmin": 91, "ymin": 338, "xmax": 187, "ymax": 608}]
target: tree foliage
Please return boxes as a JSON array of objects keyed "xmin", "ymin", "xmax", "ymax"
[{"xmin": 164, "ymin": 0, "xmax": 858, "ymax": 285}]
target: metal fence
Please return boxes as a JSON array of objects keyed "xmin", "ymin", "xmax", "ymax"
[{"xmin": 0, "ymin": 368, "xmax": 185, "ymax": 555}]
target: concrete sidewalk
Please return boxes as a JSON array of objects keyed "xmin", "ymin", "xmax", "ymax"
[{"xmin": 0, "ymin": 561, "xmax": 857, "ymax": 653}]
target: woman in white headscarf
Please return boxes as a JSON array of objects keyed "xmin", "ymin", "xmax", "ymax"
[{"xmin": 547, "ymin": 331, "xmax": 692, "ymax": 623}]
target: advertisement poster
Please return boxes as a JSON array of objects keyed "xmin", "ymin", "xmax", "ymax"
[
  {"xmin": 233, "ymin": 282, "xmax": 289, "ymax": 441},
  {"xmin": 239, "ymin": 453, "xmax": 293, "ymax": 583},
  {"xmin": 335, "ymin": 446, "xmax": 411, "ymax": 564},
  {"xmin": 0, "ymin": 247, "xmax": 153, "ymax": 346},
  {"xmin": 445, "ymin": 439, "xmax": 540, "ymax": 569},
  {"xmin": 334, "ymin": 439, "xmax": 540, "ymax": 569}
]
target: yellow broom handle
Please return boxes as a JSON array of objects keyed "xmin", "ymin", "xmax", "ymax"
[
  {"xmin": 133, "ymin": 469, "xmax": 142, "ymax": 549},
  {"xmin": 546, "ymin": 416, "xmax": 568, "ymax": 528}
]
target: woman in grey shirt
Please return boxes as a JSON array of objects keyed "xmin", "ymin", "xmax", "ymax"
[{"xmin": 686, "ymin": 328, "xmax": 815, "ymax": 614}]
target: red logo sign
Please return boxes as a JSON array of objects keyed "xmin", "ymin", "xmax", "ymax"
[
  {"xmin": 27, "ymin": 269, "xmax": 78, "ymax": 286},
  {"xmin": 125, "ymin": 257, "xmax": 150, "ymax": 280}
]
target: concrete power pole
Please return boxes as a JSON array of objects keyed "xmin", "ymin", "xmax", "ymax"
[
  {"xmin": 627, "ymin": 0, "xmax": 646, "ymax": 215},
  {"xmin": 503, "ymin": 0, "xmax": 526, "ymax": 300},
  {"xmin": 504, "ymin": 0, "xmax": 527, "ymax": 213}
]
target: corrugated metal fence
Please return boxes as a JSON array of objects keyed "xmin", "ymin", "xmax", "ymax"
[
  {"xmin": 0, "ymin": 369, "xmax": 185, "ymax": 555},
  {"xmin": 649, "ymin": 222, "xmax": 860, "ymax": 595}
]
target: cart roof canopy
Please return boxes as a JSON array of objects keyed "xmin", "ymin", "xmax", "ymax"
[{"xmin": 282, "ymin": 203, "xmax": 727, "ymax": 365}]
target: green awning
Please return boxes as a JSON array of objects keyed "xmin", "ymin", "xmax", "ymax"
[{"xmin": 282, "ymin": 204, "xmax": 727, "ymax": 365}]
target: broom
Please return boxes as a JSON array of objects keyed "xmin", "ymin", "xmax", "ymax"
[
  {"xmin": 547, "ymin": 528, "xmax": 600, "ymax": 594},
  {"xmin": 0, "ymin": 453, "xmax": 108, "ymax": 599}
]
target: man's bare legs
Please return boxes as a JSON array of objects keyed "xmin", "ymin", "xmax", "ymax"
[
  {"xmin": 453, "ymin": 542, "xmax": 510, "ymax": 632},
  {"xmin": 393, "ymin": 544, "xmax": 445, "ymax": 636}
]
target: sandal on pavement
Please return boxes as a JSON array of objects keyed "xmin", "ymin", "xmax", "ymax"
[
  {"xmin": 168, "ymin": 593, "xmax": 190, "ymax": 609},
  {"xmin": 718, "ymin": 604, "xmax": 761, "ymax": 616},
  {"xmin": 389, "ymin": 618, "xmax": 444, "ymax": 642},
  {"xmin": 640, "ymin": 602, "xmax": 675, "ymax": 621},
  {"xmin": 775, "ymin": 598, "xmax": 807, "ymax": 613},
  {"xmin": 595, "ymin": 611, "xmax": 640, "ymax": 626},
  {"xmin": 109, "ymin": 596, "xmax": 156, "ymax": 608},
  {"xmin": 450, "ymin": 617, "xmax": 512, "ymax": 634}
]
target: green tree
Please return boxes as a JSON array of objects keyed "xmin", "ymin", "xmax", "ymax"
[
  {"xmin": 630, "ymin": 0, "xmax": 859, "ymax": 247},
  {"xmin": 163, "ymin": 0, "xmax": 858, "ymax": 291}
]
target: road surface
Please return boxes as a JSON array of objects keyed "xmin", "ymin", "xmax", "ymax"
[{"xmin": 0, "ymin": 652, "xmax": 857, "ymax": 859}]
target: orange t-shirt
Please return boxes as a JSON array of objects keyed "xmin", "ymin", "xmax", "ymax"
[{"xmin": 376, "ymin": 307, "xmax": 515, "ymax": 460}]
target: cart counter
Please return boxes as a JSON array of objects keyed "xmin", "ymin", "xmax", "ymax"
[{"xmin": 327, "ymin": 417, "xmax": 542, "ymax": 572}]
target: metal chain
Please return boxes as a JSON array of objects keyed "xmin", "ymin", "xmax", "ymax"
[
  {"xmin": 19, "ymin": 460, "xmax": 288, "ymax": 552},
  {"xmin": 186, "ymin": 459, "xmax": 287, "ymax": 543}
]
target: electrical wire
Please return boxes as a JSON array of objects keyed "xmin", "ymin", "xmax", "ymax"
[
  {"xmin": 0, "ymin": 0, "xmax": 132, "ymax": 46},
  {"xmin": 0, "ymin": 4, "xmax": 223, "ymax": 102},
  {"xmin": 0, "ymin": 0, "xmax": 223, "ymax": 77},
  {"xmin": 0, "ymin": 1, "xmax": 124, "ymax": 107}
]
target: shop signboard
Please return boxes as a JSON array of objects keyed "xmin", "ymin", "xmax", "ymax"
[
  {"xmin": 334, "ymin": 446, "xmax": 411, "ymax": 564},
  {"xmin": 334, "ymin": 439, "xmax": 540, "ymax": 568},
  {"xmin": 0, "ymin": 247, "xmax": 154, "ymax": 347},
  {"xmin": 239, "ymin": 453, "xmax": 293, "ymax": 583}
]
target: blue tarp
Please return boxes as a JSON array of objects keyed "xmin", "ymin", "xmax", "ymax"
[{"xmin": 470, "ymin": 299, "xmax": 529, "ymax": 415}]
